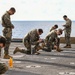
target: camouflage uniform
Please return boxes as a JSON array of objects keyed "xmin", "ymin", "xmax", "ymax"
[
  {"xmin": 64, "ymin": 18, "xmax": 72, "ymax": 46},
  {"xmin": 18, "ymin": 29, "xmax": 40, "ymax": 54},
  {"xmin": 50, "ymin": 27, "xmax": 56, "ymax": 32},
  {"xmin": 45, "ymin": 30, "xmax": 58, "ymax": 51},
  {"xmin": 50, "ymin": 27, "xmax": 60, "ymax": 49},
  {"xmin": 0, "ymin": 63, "xmax": 8, "ymax": 74},
  {"xmin": 1, "ymin": 11, "xmax": 14, "ymax": 55},
  {"xmin": 0, "ymin": 48, "xmax": 8, "ymax": 74}
]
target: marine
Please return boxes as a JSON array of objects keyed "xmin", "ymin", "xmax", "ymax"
[
  {"xmin": 63, "ymin": 15, "xmax": 72, "ymax": 48},
  {"xmin": 13, "ymin": 29, "xmax": 43, "ymax": 55},
  {"xmin": 1, "ymin": 7, "xmax": 16, "ymax": 59},
  {"xmin": 43, "ymin": 29, "xmax": 63, "ymax": 52},
  {"xmin": 50, "ymin": 25, "xmax": 62, "ymax": 51},
  {"xmin": 0, "ymin": 36, "xmax": 8, "ymax": 74},
  {"xmin": 50, "ymin": 24, "xmax": 58, "ymax": 32}
]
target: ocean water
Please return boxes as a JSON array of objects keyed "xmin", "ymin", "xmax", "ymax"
[{"xmin": 0, "ymin": 21, "xmax": 75, "ymax": 39}]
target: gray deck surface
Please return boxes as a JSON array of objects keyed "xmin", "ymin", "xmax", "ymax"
[{"xmin": 1, "ymin": 43, "xmax": 75, "ymax": 75}]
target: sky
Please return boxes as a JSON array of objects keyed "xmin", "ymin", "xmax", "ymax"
[{"xmin": 0, "ymin": 0, "xmax": 75, "ymax": 21}]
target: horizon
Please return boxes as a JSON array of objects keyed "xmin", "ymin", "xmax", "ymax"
[
  {"xmin": 11, "ymin": 20, "xmax": 75, "ymax": 21},
  {"xmin": 1, "ymin": 19, "xmax": 74, "ymax": 21}
]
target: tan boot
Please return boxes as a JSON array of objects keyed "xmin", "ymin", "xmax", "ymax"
[
  {"xmin": 13, "ymin": 47, "xmax": 20, "ymax": 54},
  {"xmin": 34, "ymin": 52, "xmax": 40, "ymax": 55},
  {"xmin": 36, "ymin": 43, "xmax": 45, "ymax": 51},
  {"xmin": 63, "ymin": 45, "xmax": 68, "ymax": 48},
  {"xmin": 4, "ymin": 54, "xmax": 12, "ymax": 59},
  {"xmin": 67, "ymin": 46, "xmax": 71, "ymax": 48},
  {"xmin": 56, "ymin": 47, "xmax": 63, "ymax": 52},
  {"xmin": 64, "ymin": 46, "xmax": 71, "ymax": 48},
  {"xmin": 36, "ymin": 46, "xmax": 42, "ymax": 51}
]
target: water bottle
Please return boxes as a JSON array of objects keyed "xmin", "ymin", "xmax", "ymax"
[{"xmin": 8, "ymin": 57, "xmax": 13, "ymax": 68}]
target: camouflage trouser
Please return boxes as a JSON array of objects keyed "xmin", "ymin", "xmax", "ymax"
[
  {"xmin": 54, "ymin": 38, "xmax": 60, "ymax": 47},
  {"xmin": 23, "ymin": 40, "xmax": 31, "ymax": 54},
  {"xmin": 0, "ymin": 63, "xmax": 8, "ymax": 74},
  {"xmin": 20, "ymin": 39, "xmax": 39, "ymax": 54},
  {"xmin": 3, "ymin": 28, "xmax": 12, "ymax": 55},
  {"xmin": 65, "ymin": 32, "xmax": 71, "ymax": 46},
  {"xmin": 45, "ymin": 39, "xmax": 52, "ymax": 52},
  {"xmin": 45, "ymin": 38, "xmax": 60, "ymax": 51}
]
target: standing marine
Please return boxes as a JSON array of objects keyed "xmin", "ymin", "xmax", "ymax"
[
  {"xmin": 1, "ymin": 7, "xmax": 16, "ymax": 59},
  {"xmin": 63, "ymin": 15, "xmax": 72, "ymax": 48}
]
